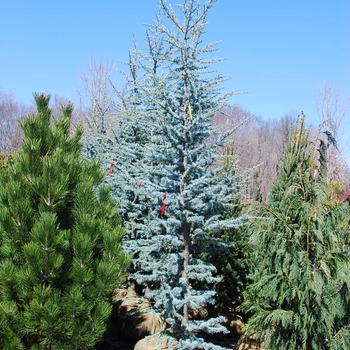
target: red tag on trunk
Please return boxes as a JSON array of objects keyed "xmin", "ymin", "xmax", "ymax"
[
  {"xmin": 160, "ymin": 194, "xmax": 167, "ymax": 215},
  {"xmin": 107, "ymin": 162, "xmax": 115, "ymax": 175}
]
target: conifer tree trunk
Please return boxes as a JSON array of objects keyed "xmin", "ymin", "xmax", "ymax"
[
  {"xmin": 181, "ymin": 78, "xmax": 190, "ymax": 327},
  {"xmin": 182, "ymin": 221, "xmax": 190, "ymax": 326}
]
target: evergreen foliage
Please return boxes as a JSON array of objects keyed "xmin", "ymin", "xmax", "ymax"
[
  {"xmin": 239, "ymin": 114, "xmax": 350, "ymax": 349},
  {"xmin": 0, "ymin": 93, "xmax": 131, "ymax": 349},
  {"xmin": 85, "ymin": 0, "xmax": 247, "ymax": 348},
  {"xmin": 202, "ymin": 203, "xmax": 250, "ymax": 316},
  {"xmin": 201, "ymin": 144, "xmax": 251, "ymax": 314}
]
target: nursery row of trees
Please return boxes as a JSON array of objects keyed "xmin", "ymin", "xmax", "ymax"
[{"xmin": 1, "ymin": 0, "xmax": 350, "ymax": 349}]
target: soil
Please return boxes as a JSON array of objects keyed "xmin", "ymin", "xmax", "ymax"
[{"xmin": 95, "ymin": 327, "xmax": 240, "ymax": 349}]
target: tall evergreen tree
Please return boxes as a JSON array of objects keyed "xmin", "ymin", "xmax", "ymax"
[
  {"xmin": 201, "ymin": 144, "xmax": 250, "ymax": 314},
  {"xmin": 85, "ymin": 1, "xmax": 247, "ymax": 348},
  {"xmin": 0, "ymin": 93, "xmax": 131, "ymax": 349},
  {"xmin": 239, "ymin": 114, "xmax": 350, "ymax": 349}
]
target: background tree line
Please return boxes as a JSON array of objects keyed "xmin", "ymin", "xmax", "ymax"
[{"xmin": 2, "ymin": 80, "xmax": 349, "ymax": 199}]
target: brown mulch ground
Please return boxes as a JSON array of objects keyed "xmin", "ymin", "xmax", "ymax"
[{"xmin": 95, "ymin": 328, "xmax": 240, "ymax": 349}]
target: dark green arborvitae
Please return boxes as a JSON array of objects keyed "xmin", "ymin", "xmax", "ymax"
[
  {"xmin": 0, "ymin": 93, "xmax": 131, "ymax": 349},
  {"xmin": 239, "ymin": 114, "xmax": 350, "ymax": 350}
]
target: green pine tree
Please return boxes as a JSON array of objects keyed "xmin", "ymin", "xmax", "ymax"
[
  {"xmin": 239, "ymin": 113, "xmax": 350, "ymax": 349},
  {"xmin": 0, "ymin": 93, "xmax": 131, "ymax": 349}
]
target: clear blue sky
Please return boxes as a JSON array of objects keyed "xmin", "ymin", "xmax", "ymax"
[{"xmin": 1, "ymin": 0, "xmax": 349, "ymax": 127}]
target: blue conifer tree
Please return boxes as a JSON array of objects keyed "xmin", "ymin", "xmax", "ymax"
[{"xmin": 85, "ymin": 1, "xmax": 247, "ymax": 348}]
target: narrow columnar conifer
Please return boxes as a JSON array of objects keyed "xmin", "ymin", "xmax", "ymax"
[
  {"xmin": 239, "ymin": 114, "xmax": 350, "ymax": 350},
  {"xmin": 0, "ymin": 93, "xmax": 131, "ymax": 349}
]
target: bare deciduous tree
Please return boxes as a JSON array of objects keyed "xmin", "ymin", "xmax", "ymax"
[
  {"xmin": 77, "ymin": 58, "xmax": 118, "ymax": 132},
  {"xmin": 0, "ymin": 90, "xmax": 27, "ymax": 156},
  {"xmin": 315, "ymin": 82, "xmax": 350, "ymax": 187},
  {"xmin": 214, "ymin": 105, "xmax": 297, "ymax": 200}
]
